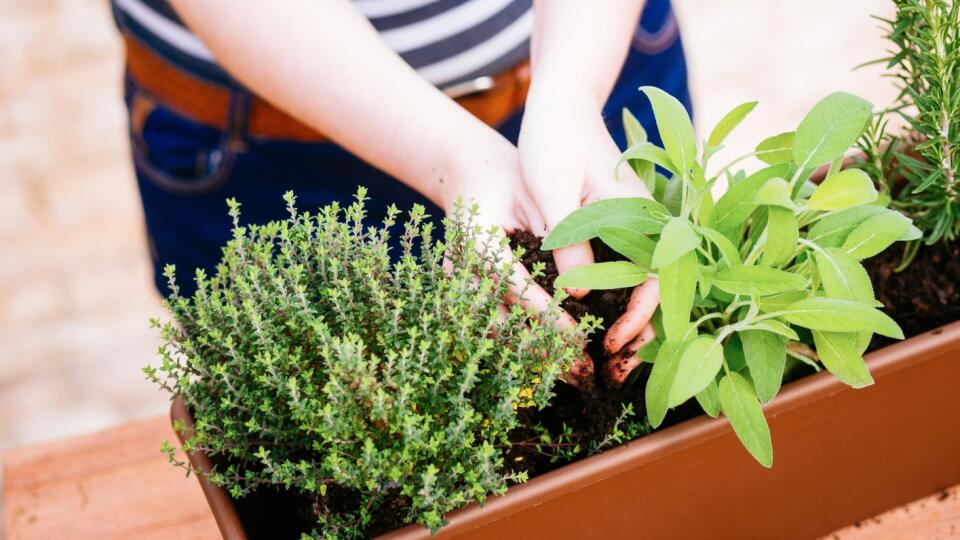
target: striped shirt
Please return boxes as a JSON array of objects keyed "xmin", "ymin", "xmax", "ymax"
[
  {"xmin": 112, "ymin": 0, "xmax": 679, "ymax": 92},
  {"xmin": 111, "ymin": 0, "xmax": 535, "ymax": 90}
]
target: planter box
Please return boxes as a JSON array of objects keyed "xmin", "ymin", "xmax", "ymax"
[{"xmin": 172, "ymin": 321, "xmax": 960, "ymax": 539}]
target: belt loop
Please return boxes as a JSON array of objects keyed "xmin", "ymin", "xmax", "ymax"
[{"xmin": 224, "ymin": 88, "xmax": 252, "ymax": 153}]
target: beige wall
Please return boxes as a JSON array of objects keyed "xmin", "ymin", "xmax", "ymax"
[
  {"xmin": 0, "ymin": 1, "xmax": 898, "ymax": 528},
  {"xmin": 676, "ymin": 1, "xmax": 898, "ymax": 162}
]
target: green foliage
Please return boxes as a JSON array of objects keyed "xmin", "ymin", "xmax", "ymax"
[
  {"xmin": 146, "ymin": 190, "xmax": 589, "ymax": 538},
  {"xmin": 545, "ymin": 88, "xmax": 911, "ymax": 466},
  {"xmin": 859, "ymin": 0, "xmax": 960, "ymax": 250}
]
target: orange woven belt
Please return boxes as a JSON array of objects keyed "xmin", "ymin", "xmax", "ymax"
[{"xmin": 123, "ymin": 35, "xmax": 531, "ymax": 143}]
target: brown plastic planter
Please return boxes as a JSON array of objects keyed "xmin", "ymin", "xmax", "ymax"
[{"xmin": 172, "ymin": 321, "xmax": 960, "ymax": 539}]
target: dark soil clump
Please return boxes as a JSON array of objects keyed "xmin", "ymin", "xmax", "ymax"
[
  {"xmin": 864, "ymin": 240, "xmax": 960, "ymax": 350},
  {"xmin": 504, "ymin": 231, "xmax": 702, "ymax": 479}
]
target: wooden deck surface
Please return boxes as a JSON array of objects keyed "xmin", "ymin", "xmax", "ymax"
[{"xmin": 3, "ymin": 417, "xmax": 958, "ymax": 539}]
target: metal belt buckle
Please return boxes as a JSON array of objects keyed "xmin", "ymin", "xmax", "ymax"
[{"xmin": 442, "ymin": 76, "xmax": 496, "ymax": 99}]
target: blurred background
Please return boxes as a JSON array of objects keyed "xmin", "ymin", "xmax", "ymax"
[{"xmin": 0, "ymin": 0, "xmax": 897, "ymax": 533}]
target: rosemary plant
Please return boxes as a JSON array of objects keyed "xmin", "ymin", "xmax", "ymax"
[{"xmin": 860, "ymin": 0, "xmax": 960, "ymax": 265}]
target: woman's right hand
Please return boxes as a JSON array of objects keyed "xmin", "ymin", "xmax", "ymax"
[{"xmin": 439, "ymin": 132, "xmax": 595, "ymax": 386}]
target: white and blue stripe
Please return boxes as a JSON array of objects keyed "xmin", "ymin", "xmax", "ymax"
[{"xmin": 111, "ymin": 0, "xmax": 534, "ymax": 89}]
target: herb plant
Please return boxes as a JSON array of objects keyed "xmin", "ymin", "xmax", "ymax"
[
  {"xmin": 545, "ymin": 87, "xmax": 916, "ymax": 467},
  {"xmin": 146, "ymin": 190, "xmax": 588, "ymax": 538},
  {"xmin": 858, "ymin": 0, "xmax": 959, "ymax": 264}
]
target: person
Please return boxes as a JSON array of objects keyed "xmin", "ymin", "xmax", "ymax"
[{"xmin": 110, "ymin": 0, "xmax": 691, "ymax": 383}]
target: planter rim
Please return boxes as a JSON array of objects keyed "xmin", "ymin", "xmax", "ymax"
[
  {"xmin": 381, "ymin": 320, "xmax": 960, "ymax": 539},
  {"xmin": 172, "ymin": 320, "xmax": 960, "ymax": 540}
]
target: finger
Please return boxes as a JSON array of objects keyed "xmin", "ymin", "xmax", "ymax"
[
  {"xmin": 604, "ymin": 329, "xmax": 656, "ymax": 386},
  {"xmin": 566, "ymin": 352, "xmax": 595, "ymax": 389},
  {"xmin": 639, "ymin": 323, "xmax": 656, "ymax": 349},
  {"xmin": 552, "ymin": 242, "xmax": 594, "ymax": 299},
  {"xmin": 603, "ymin": 278, "xmax": 660, "ymax": 354},
  {"xmin": 503, "ymin": 260, "xmax": 578, "ymax": 329},
  {"xmin": 605, "ymin": 339, "xmax": 644, "ymax": 387},
  {"xmin": 516, "ymin": 183, "xmax": 549, "ymax": 237},
  {"xmin": 531, "ymin": 186, "xmax": 594, "ymax": 299}
]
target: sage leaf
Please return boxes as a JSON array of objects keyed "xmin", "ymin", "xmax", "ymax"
[
  {"xmin": 637, "ymin": 337, "xmax": 661, "ymax": 364},
  {"xmin": 598, "ymin": 227, "xmax": 655, "ymax": 267},
  {"xmin": 660, "ymin": 251, "xmax": 698, "ymax": 344},
  {"xmin": 693, "ymin": 164, "xmax": 715, "ymax": 227},
  {"xmin": 900, "ymin": 222, "xmax": 923, "ymax": 241},
  {"xmin": 663, "ymin": 176, "xmax": 683, "ymax": 216},
  {"xmin": 640, "ymin": 86, "xmax": 696, "ymax": 176},
  {"xmin": 763, "ymin": 207, "xmax": 799, "ymax": 267},
  {"xmin": 813, "ymin": 247, "xmax": 874, "ymax": 301},
  {"xmin": 757, "ymin": 291, "xmax": 807, "ymax": 313},
  {"xmin": 793, "ymin": 92, "xmax": 873, "ymax": 169},
  {"xmin": 713, "ymin": 265, "xmax": 806, "ymax": 296},
  {"xmin": 841, "ymin": 211, "xmax": 910, "ymax": 259},
  {"xmin": 798, "ymin": 179, "xmax": 819, "ymax": 199},
  {"xmin": 750, "ymin": 319, "xmax": 799, "ymax": 341},
  {"xmin": 695, "ymin": 379, "xmax": 722, "ymax": 418},
  {"xmin": 807, "ymin": 169, "xmax": 878, "ymax": 210},
  {"xmin": 719, "ymin": 372, "xmax": 773, "ymax": 467},
  {"xmin": 781, "ymin": 297, "xmax": 903, "ymax": 338},
  {"xmin": 619, "ymin": 143, "xmax": 678, "ymax": 176},
  {"xmin": 708, "ymin": 101, "xmax": 758, "ymax": 149},
  {"xmin": 698, "ymin": 264, "xmax": 716, "ymax": 297},
  {"xmin": 740, "ymin": 330, "xmax": 786, "ymax": 403},
  {"xmin": 623, "ymin": 107, "xmax": 647, "ymax": 148},
  {"xmin": 714, "ymin": 163, "xmax": 793, "ymax": 238},
  {"xmin": 669, "ymin": 335, "xmax": 725, "ymax": 407},
  {"xmin": 812, "ymin": 330, "xmax": 874, "ymax": 388},
  {"xmin": 542, "ymin": 198, "xmax": 670, "ymax": 249},
  {"xmin": 807, "ymin": 206, "xmax": 885, "ymax": 247},
  {"xmin": 622, "ymin": 107, "xmax": 656, "ymax": 192},
  {"xmin": 755, "ymin": 131, "xmax": 796, "ymax": 165},
  {"xmin": 724, "ymin": 333, "xmax": 747, "ymax": 372},
  {"xmin": 698, "ymin": 226, "xmax": 742, "ymax": 266},
  {"xmin": 755, "ymin": 177, "xmax": 796, "ymax": 209},
  {"xmin": 646, "ymin": 340, "xmax": 683, "ymax": 428},
  {"xmin": 652, "ymin": 217, "xmax": 701, "ymax": 269},
  {"xmin": 555, "ymin": 261, "xmax": 648, "ymax": 290}
]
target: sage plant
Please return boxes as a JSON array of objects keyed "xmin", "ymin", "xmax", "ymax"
[{"xmin": 546, "ymin": 88, "xmax": 915, "ymax": 466}]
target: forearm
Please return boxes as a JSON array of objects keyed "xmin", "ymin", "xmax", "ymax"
[
  {"xmin": 529, "ymin": 0, "xmax": 645, "ymax": 109},
  {"xmin": 169, "ymin": 0, "xmax": 500, "ymax": 208}
]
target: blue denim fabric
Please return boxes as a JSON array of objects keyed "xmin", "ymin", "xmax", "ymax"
[{"xmin": 126, "ymin": 2, "xmax": 691, "ymax": 297}]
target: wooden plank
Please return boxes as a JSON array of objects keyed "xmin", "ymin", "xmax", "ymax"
[
  {"xmin": 827, "ymin": 484, "xmax": 960, "ymax": 539},
  {"xmin": 3, "ymin": 415, "xmax": 220, "ymax": 540},
  {"xmin": 3, "ymin": 415, "xmax": 959, "ymax": 539}
]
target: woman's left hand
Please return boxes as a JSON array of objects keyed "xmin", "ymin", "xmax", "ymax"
[{"xmin": 518, "ymin": 89, "xmax": 659, "ymax": 384}]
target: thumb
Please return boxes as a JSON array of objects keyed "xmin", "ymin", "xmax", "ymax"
[
  {"xmin": 541, "ymin": 193, "xmax": 594, "ymax": 300},
  {"xmin": 552, "ymin": 242, "xmax": 594, "ymax": 299}
]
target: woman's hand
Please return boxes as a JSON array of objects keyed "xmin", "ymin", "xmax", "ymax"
[
  {"xmin": 519, "ymin": 89, "xmax": 660, "ymax": 382},
  {"xmin": 439, "ymin": 132, "xmax": 596, "ymax": 386}
]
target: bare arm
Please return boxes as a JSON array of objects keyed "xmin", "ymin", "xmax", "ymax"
[
  {"xmin": 169, "ymin": 0, "xmax": 505, "ymax": 211},
  {"xmin": 169, "ymin": 0, "xmax": 599, "ymax": 381},
  {"xmin": 521, "ymin": 0, "xmax": 659, "ymax": 381},
  {"xmin": 530, "ymin": 0, "xmax": 646, "ymax": 109}
]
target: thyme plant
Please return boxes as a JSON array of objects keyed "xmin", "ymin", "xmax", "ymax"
[
  {"xmin": 146, "ymin": 190, "xmax": 589, "ymax": 538},
  {"xmin": 859, "ymin": 0, "xmax": 959, "ymax": 263},
  {"xmin": 546, "ymin": 88, "xmax": 914, "ymax": 467}
]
